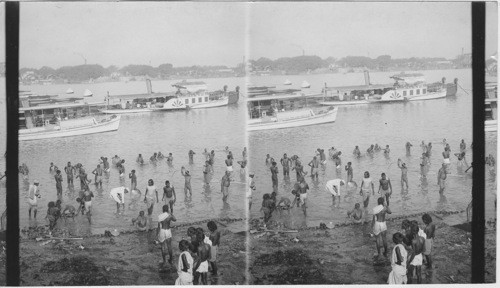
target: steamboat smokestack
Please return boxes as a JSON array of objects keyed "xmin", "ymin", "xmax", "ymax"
[
  {"xmin": 146, "ymin": 79, "xmax": 153, "ymax": 94},
  {"xmin": 364, "ymin": 70, "xmax": 370, "ymax": 86}
]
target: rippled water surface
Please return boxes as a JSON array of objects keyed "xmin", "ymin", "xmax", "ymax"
[
  {"xmin": 248, "ymin": 69, "xmax": 497, "ymax": 225},
  {"xmin": 16, "ymin": 77, "xmax": 246, "ymax": 234}
]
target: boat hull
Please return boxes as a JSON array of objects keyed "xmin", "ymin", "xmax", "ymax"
[
  {"xmin": 485, "ymin": 120, "xmax": 497, "ymax": 132},
  {"xmin": 248, "ymin": 108, "xmax": 338, "ymax": 131},
  {"xmin": 318, "ymin": 100, "xmax": 370, "ymax": 106},
  {"xmin": 188, "ymin": 98, "xmax": 229, "ymax": 109},
  {"xmin": 19, "ymin": 115, "xmax": 121, "ymax": 141},
  {"xmin": 408, "ymin": 90, "xmax": 447, "ymax": 101}
]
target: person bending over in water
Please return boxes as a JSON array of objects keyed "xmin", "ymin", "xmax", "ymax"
[
  {"xmin": 397, "ymin": 159, "xmax": 409, "ymax": 190},
  {"xmin": 276, "ymin": 196, "xmax": 292, "ymax": 214},
  {"xmin": 372, "ymin": 197, "xmax": 392, "ymax": 258},
  {"xmin": 454, "ymin": 151, "xmax": 468, "ymax": 167},
  {"xmin": 347, "ymin": 203, "xmax": 364, "ymax": 223}
]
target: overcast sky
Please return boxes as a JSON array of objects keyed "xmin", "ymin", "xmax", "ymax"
[{"xmin": 12, "ymin": 2, "xmax": 499, "ymax": 69}]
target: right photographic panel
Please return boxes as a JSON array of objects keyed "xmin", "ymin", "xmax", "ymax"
[{"xmin": 246, "ymin": 2, "xmax": 497, "ymax": 284}]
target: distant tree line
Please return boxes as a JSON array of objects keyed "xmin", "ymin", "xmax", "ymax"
[
  {"xmin": 249, "ymin": 55, "xmax": 453, "ymax": 72},
  {"xmin": 20, "ymin": 63, "xmax": 236, "ymax": 82}
]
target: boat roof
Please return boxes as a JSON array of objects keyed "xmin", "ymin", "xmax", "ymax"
[
  {"xmin": 19, "ymin": 101, "xmax": 106, "ymax": 112},
  {"xmin": 172, "ymin": 80, "xmax": 207, "ymax": 86},
  {"xmin": 325, "ymin": 83, "xmax": 393, "ymax": 91},
  {"xmin": 390, "ymin": 72, "xmax": 425, "ymax": 79},
  {"xmin": 246, "ymin": 92, "xmax": 323, "ymax": 102},
  {"xmin": 108, "ymin": 92, "xmax": 175, "ymax": 100}
]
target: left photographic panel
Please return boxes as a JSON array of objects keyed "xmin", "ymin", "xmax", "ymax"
[
  {"xmin": 0, "ymin": 2, "xmax": 5, "ymax": 286},
  {"xmin": 17, "ymin": 2, "xmax": 247, "ymax": 285}
]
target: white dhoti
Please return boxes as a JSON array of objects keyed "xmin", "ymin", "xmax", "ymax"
[{"xmin": 388, "ymin": 265, "xmax": 408, "ymax": 284}]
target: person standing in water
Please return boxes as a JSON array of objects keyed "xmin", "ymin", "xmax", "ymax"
[
  {"xmin": 162, "ymin": 181, "xmax": 176, "ymax": 214},
  {"xmin": 378, "ymin": 173, "xmax": 393, "ymax": 206},
  {"xmin": 157, "ymin": 204, "xmax": 176, "ymax": 269},
  {"xmin": 308, "ymin": 156, "xmax": 320, "ymax": 180},
  {"xmin": 28, "ymin": 180, "xmax": 41, "ymax": 219},
  {"xmin": 437, "ymin": 163, "xmax": 447, "ymax": 195},
  {"xmin": 188, "ymin": 150, "xmax": 195, "ymax": 164},
  {"xmin": 181, "ymin": 167, "xmax": 192, "ymax": 196},
  {"xmin": 359, "ymin": 171, "xmax": 375, "ymax": 208},
  {"xmin": 129, "ymin": 169, "xmax": 137, "ymax": 191},
  {"xmin": 280, "ymin": 153, "xmax": 292, "ymax": 177},
  {"xmin": 225, "ymin": 155, "xmax": 233, "ymax": 175},
  {"xmin": 397, "ymin": 159, "xmax": 409, "ymax": 190},
  {"xmin": 64, "ymin": 162, "xmax": 75, "ymax": 187},
  {"xmin": 144, "ymin": 179, "xmax": 159, "ymax": 221},
  {"xmin": 270, "ymin": 161, "xmax": 279, "ymax": 193},
  {"xmin": 92, "ymin": 164, "xmax": 103, "ymax": 189},
  {"xmin": 405, "ymin": 142, "xmax": 413, "ymax": 155},
  {"xmin": 54, "ymin": 170, "xmax": 63, "ymax": 198},
  {"xmin": 345, "ymin": 162, "xmax": 354, "ymax": 183},
  {"xmin": 221, "ymin": 171, "xmax": 231, "ymax": 203}
]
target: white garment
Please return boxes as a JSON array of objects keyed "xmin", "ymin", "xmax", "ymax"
[
  {"xmin": 388, "ymin": 243, "xmax": 408, "ymax": 284},
  {"xmin": 325, "ymin": 179, "xmax": 343, "ymax": 196},
  {"xmin": 110, "ymin": 187, "xmax": 126, "ymax": 204},
  {"xmin": 175, "ymin": 251, "xmax": 193, "ymax": 285}
]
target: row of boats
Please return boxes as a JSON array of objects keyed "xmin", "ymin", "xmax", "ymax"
[
  {"xmin": 17, "ymin": 71, "xmax": 496, "ymax": 140},
  {"xmin": 18, "ymin": 80, "xmax": 240, "ymax": 141},
  {"xmin": 246, "ymin": 72, "xmax": 463, "ymax": 131}
]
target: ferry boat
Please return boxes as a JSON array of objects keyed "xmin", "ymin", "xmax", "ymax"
[
  {"xmin": 485, "ymin": 82, "xmax": 497, "ymax": 132},
  {"xmin": 172, "ymin": 80, "xmax": 239, "ymax": 109},
  {"xmin": 100, "ymin": 79, "xmax": 187, "ymax": 114},
  {"xmin": 19, "ymin": 100, "xmax": 120, "ymax": 141},
  {"xmin": 247, "ymin": 92, "xmax": 338, "ymax": 131},
  {"xmin": 319, "ymin": 71, "xmax": 453, "ymax": 106}
]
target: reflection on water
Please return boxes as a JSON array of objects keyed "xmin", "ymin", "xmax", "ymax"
[{"xmin": 249, "ymin": 69, "xmax": 497, "ymax": 226}]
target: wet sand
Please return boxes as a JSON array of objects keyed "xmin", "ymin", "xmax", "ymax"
[
  {"xmin": 13, "ymin": 219, "xmax": 247, "ymax": 286},
  {"xmin": 248, "ymin": 211, "xmax": 496, "ymax": 284}
]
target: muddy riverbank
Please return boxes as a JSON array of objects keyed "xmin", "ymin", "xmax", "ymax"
[
  {"xmin": 14, "ymin": 219, "xmax": 247, "ymax": 285},
  {"xmin": 248, "ymin": 211, "xmax": 496, "ymax": 284}
]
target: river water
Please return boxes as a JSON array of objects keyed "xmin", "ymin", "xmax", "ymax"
[
  {"xmin": 248, "ymin": 69, "xmax": 498, "ymax": 226},
  {"xmin": 15, "ymin": 77, "xmax": 246, "ymax": 235},
  {"xmin": 0, "ymin": 68, "xmax": 497, "ymax": 234}
]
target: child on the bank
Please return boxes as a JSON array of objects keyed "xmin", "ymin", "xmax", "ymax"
[
  {"xmin": 388, "ymin": 232, "xmax": 408, "ymax": 284},
  {"xmin": 45, "ymin": 201, "xmax": 59, "ymax": 231},
  {"xmin": 175, "ymin": 240, "xmax": 194, "ymax": 285},
  {"xmin": 207, "ymin": 221, "xmax": 220, "ymax": 276},
  {"xmin": 422, "ymin": 213, "xmax": 436, "ymax": 268},
  {"xmin": 260, "ymin": 194, "xmax": 272, "ymax": 225}
]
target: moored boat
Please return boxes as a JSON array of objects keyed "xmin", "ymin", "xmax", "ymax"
[
  {"xmin": 301, "ymin": 81, "xmax": 311, "ymax": 88},
  {"xmin": 66, "ymin": 88, "xmax": 74, "ymax": 94},
  {"xmin": 319, "ymin": 71, "xmax": 451, "ymax": 105},
  {"xmin": 83, "ymin": 89, "xmax": 93, "ymax": 97},
  {"xmin": 247, "ymin": 92, "xmax": 338, "ymax": 131},
  {"xmin": 284, "ymin": 79, "xmax": 292, "ymax": 85},
  {"xmin": 100, "ymin": 79, "xmax": 186, "ymax": 114},
  {"xmin": 172, "ymin": 80, "xmax": 238, "ymax": 109},
  {"xmin": 19, "ymin": 101, "xmax": 120, "ymax": 141}
]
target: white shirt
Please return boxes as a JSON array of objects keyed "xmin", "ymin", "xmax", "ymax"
[
  {"xmin": 110, "ymin": 186, "xmax": 126, "ymax": 204},
  {"xmin": 325, "ymin": 179, "xmax": 343, "ymax": 196}
]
